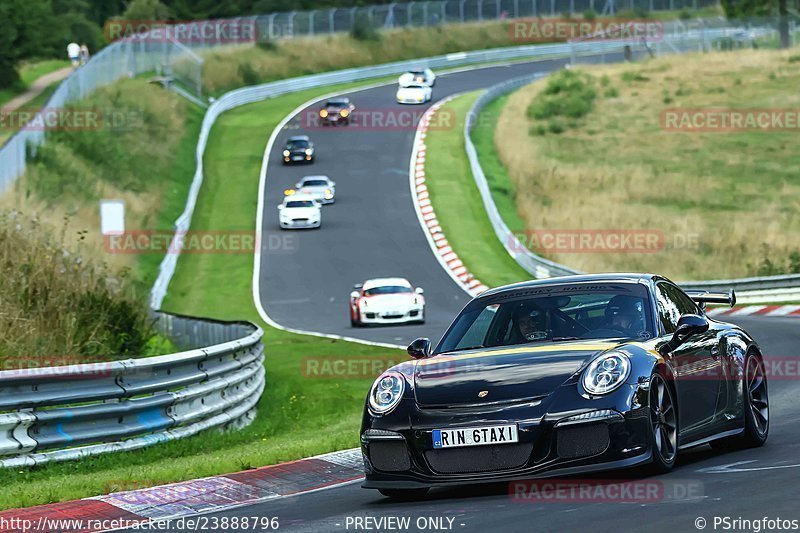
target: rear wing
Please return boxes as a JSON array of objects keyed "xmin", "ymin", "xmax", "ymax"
[{"xmin": 684, "ymin": 289, "xmax": 737, "ymax": 310}]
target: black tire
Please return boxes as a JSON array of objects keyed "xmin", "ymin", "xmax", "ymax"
[
  {"xmin": 711, "ymin": 352, "xmax": 769, "ymax": 450},
  {"xmin": 378, "ymin": 488, "xmax": 429, "ymax": 501},
  {"xmin": 649, "ymin": 372, "xmax": 678, "ymax": 473}
]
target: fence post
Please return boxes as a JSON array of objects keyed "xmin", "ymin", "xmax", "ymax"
[
  {"xmin": 423, "ymin": 2, "xmax": 429, "ymax": 25},
  {"xmin": 513, "ymin": 0, "xmax": 519, "ymax": 18},
  {"xmin": 329, "ymin": 8, "xmax": 336, "ymax": 33},
  {"xmin": 442, "ymin": 1, "xmax": 447, "ymax": 23},
  {"xmin": 459, "ymin": 0, "xmax": 466, "ymax": 21},
  {"xmin": 408, "ymin": 2, "xmax": 414, "ymax": 26},
  {"xmin": 268, "ymin": 13, "xmax": 276, "ymax": 39},
  {"xmin": 309, "ymin": 11, "xmax": 315, "ymax": 36},
  {"xmin": 570, "ymin": 0, "xmax": 575, "ymax": 15},
  {"xmin": 478, "ymin": 0, "xmax": 483, "ymax": 20},
  {"xmin": 550, "ymin": 0, "xmax": 555, "ymax": 16},
  {"xmin": 288, "ymin": 11, "xmax": 296, "ymax": 37},
  {"xmin": 532, "ymin": 0, "xmax": 536, "ymax": 16}
]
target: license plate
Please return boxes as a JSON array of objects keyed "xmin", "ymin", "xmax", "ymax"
[
  {"xmin": 432, "ymin": 425, "xmax": 518, "ymax": 449},
  {"xmin": 292, "ymin": 156, "xmax": 303, "ymax": 160}
]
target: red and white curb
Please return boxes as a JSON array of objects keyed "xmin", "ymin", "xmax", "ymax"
[
  {"xmin": 707, "ymin": 305, "xmax": 800, "ymax": 318},
  {"xmin": 0, "ymin": 449, "xmax": 363, "ymax": 532},
  {"xmin": 410, "ymin": 95, "xmax": 489, "ymax": 298}
]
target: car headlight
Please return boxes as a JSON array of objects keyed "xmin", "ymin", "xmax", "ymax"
[
  {"xmin": 368, "ymin": 371, "xmax": 405, "ymax": 415},
  {"xmin": 582, "ymin": 351, "xmax": 631, "ymax": 395},
  {"xmin": 320, "ymin": 109, "xmax": 328, "ymax": 118},
  {"xmin": 283, "ymin": 150, "xmax": 290, "ymax": 157},
  {"xmin": 305, "ymin": 148, "xmax": 313, "ymax": 156},
  {"xmin": 340, "ymin": 109, "xmax": 349, "ymax": 117}
]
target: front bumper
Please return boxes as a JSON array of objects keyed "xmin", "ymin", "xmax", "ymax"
[
  {"xmin": 284, "ymin": 153, "xmax": 313, "ymax": 163},
  {"xmin": 396, "ymin": 97, "xmax": 426, "ymax": 105},
  {"xmin": 361, "ymin": 383, "xmax": 653, "ymax": 489},
  {"xmin": 279, "ymin": 218, "xmax": 320, "ymax": 229},
  {"xmin": 358, "ymin": 307, "xmax": 424, "ymax": 325}
]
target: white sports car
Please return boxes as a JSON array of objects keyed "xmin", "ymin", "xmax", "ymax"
[
  {"xmin": 285, "ymin": 175, "xmax": 336, "ymax": 205},
  {"xmin": 349, "ymin": 278, "xmax": 425, "ymax": 327},
  {"xmin": 398, "ymin": 68, "xmax": 436, "ymax": 88},
  {"xmin": 396, "ymin": 84, "xmax": 432, "ymax": 105},
  {"xmin": 278, "ymin": 194, "xmax": 321, "ymax": 229}
]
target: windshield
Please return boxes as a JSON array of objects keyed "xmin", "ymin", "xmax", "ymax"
[
  {"xmin": 287, "ymin": 140, "xmax": 309, "ymax": 149},
  {"xmin": 436, "ymin": 283, "xmax": 654, "ymax": 353},
  {"xmin": 364, "ymin": 285, "xmax": 413, "ymax": 296},
  {"xmin": 326, "ymin": 99, "xmax": 348, "ymax": 107},
  {"xmin": 404, "ymin": 85, "xmax": 425, "ymax": 90},
  {"xmin": 286, "ymin": 200, "xmax": 315, "ymax": 208},
  {"xmin": 302, "ymin": 179, "xmax": 328, "ymax": 187}
]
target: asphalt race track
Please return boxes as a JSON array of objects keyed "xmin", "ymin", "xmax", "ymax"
[
  {"xmin": 257, "ymin": 57, "xmax": 581, "ymax": 347},
  {"xmin": 138, "ymin": 316, "xmax": 800, "ymax": 533}
]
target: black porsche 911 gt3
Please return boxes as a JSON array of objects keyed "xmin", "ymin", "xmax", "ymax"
[{"xmin": 360, "ymin": 273, "xmax": 769, "ymax": 500}]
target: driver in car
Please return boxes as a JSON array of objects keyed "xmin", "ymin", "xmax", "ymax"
[
  {"xmin": 604, "ymin": 295, "xmax": 646, "ymax": 338},
  {"xmin": 512, "ymin": 304, "xmax": 551, "ymax": 343}
]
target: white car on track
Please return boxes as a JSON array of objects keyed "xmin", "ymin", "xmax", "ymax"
[
  {"xmin": 396, "ymin": 84, "xmax": 432, "ymax": 105},
  {"xmin": 285, "ymin": 175, "xmax": 336, "ymax": 205},
  {"xmin": 278, "ymin": 194, "xmax": 321, "ymax": 229},
  {"xmin": 349, "ymin": 278, "xmax": 425, "ymax": 327},
  {"xmin": 398, "ymin": 68, "xmax": 436, "ymax": 88}
]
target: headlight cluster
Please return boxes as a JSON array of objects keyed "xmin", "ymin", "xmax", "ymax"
[
  {"xmin": 305, "ymin": 148, "xmax": 313, "ymax": 156},
  {"xmin": 368, "ymin": 372, "xmax": 405, "ymax": 415},
  {"xmin": 283, "ymin": 150, "xmax": 290, "ymax": 157},
  {"xmin": 320, "ymin": 109, "xmax": 328, "ymax": 118},
  {"xmin": 582, "ymin": 352, "xmax": 631, "ymax": 395}
]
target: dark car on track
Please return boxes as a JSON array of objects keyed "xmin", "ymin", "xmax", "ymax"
[
  {"xmin": 319, "ymin": 97, "xmax": 355, "ymax": 125},
  {"xmin": 283, "ymin": 135, "xmax": 315, "ymax": 164},
  {"xmin": 360, "ymin": 273, "xmax": 769, "ymax": 500}
]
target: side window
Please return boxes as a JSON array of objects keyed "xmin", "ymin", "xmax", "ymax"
[
  {"xmin": 664, "ymin": 284, "xmax": 699, "ymax": 316},
  {"xmin": 654, "ymin": 283, "xmax": 680, "ymax": 334},
  {"xmin": 655, "ymin": 283, "xmax": 699, "ymax": 335}
]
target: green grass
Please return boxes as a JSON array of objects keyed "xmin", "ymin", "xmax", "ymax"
[
  {"xmin": 0, "ymin": 79, "xmax": 401, "ymax": 511},
  {"xmin": 0, "ymin": 59, "xmax": 70, "ymax": 109},
  {"xmin": 471, "ymin": 94, "xmax": 528, "ymax": 237},
  {"xmin": 423, "ymin": 92, "xmax": 531, "ymax": 289}
]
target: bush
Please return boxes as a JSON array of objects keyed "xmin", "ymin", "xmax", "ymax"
[
  {"xmin": 604, "ymin": 86, "xmax": 619, "ymax": 98},
  {"xmin": 583, "ymin": 9, "xmax": 597, "ymax": 20},
  {"xmin": 0, "ymin": 212, "xmax": 156, "ymax": 365},
  {"xmin": 527, "ymin": 69, "xmax": 597, "ymax": 121},
  {"xmin": 351, "ymin": 14, "xmax": 380, "ymax": 41},
  {"xmin": 238, "ymin": 62, "xmax": 260, "ymax": 85}
]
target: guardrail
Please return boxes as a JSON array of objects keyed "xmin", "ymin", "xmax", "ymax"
[
  {"xmin": 0, "ymin": 313, "xmax": 264, "ymax": 468},
  {"xmin": 463, "ymin": 24, "xmax": 800, "ymax": 298},
  {"xmin": 150, "ymin": 21, "xmax": 724, "ymax": 308}
]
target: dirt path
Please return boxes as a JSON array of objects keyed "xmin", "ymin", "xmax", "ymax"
[{"xmin": 1, "ymin": 66, "xmax": 73, "ymax": 112}]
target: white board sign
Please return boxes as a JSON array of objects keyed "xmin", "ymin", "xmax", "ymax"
[{"xmin": 100, "ymin": 200, "xmax": 125, "ymax": 235}]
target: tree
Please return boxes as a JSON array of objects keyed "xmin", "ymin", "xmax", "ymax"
[
  {"xmin": 721, "ymin": 0, "xmax": 792, "ymax": 48},
  {"xmin": 122, "ymin": 0, "xmax": 172, "ymax": 20},
  {"xmin": 0, "ymin": 2, "xmax": 20, "ymax": 89}
]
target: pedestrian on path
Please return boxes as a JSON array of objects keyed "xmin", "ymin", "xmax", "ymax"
[
  {"xmin": 67, "ymin": 42, "xmax": 80, "ymax": 67},
  {"xmin": 79, "ymin": 44, "xmax": 90, "ymax": 65}
]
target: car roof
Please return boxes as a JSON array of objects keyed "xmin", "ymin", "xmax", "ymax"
[
  {"xmin": 362, "ymin": 277, "xmax": 412, "ymax": 290},
  {"xmin": 287, "ymin": 135, "xmax": 310, "ymax": 142},
  {"xmin": 479, "ymin": 273, "xmax": 656, "ymax": 298},
  {"xmin": 300, "ymin": 175, "xmax": 330, "ymax": 182},
  {"xmin": 327, "ymin": 98, "xmax": 349, "ymax": 104},
  {"xmin": 284, "ymin": 193, "xmax": 317, "ymax": 203}
]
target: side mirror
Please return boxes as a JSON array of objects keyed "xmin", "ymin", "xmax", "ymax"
[
  {"xmin": 660, "ymin": 314, "xmax": 709, "ymax": 355},
  {"xmin": 415, "ymin": 287, "xmax": 424, "ymax": 295},
  {"xmin": 330, "ymin": 181, "xmax": 336, "ymax": 187},
  {"xmin": 277, "ymin": 205, "xmax": 284, "ymax": 210},
  {"xmin": 350, "ymin": 291, "xmax": 360, "ymax": 300},
  {"xmin": 407, "ymin": 338, "xmax": 432, "ymax": 360}
]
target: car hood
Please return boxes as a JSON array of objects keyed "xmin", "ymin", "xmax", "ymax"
[
  {"xmin": 412, "ymin": 341, "xmax": 620, "ymax": 407},
  {"xmin": 281, "ymin": 207, "xmax": 319, "ymax": 218},
  {"xmin": 362, "ymin": 293, "xmax": 418, "ymax": 309}
]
